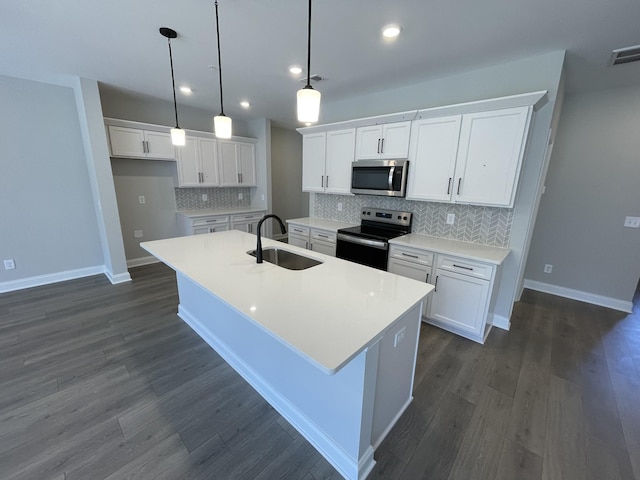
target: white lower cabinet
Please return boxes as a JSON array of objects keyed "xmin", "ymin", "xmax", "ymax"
[
  {"xmin": 288, "ymin": 225, "xmax": 310, "ymax": 249},
  {"xmin": 181, "ymin": 215, "xmax": 230, "ymax": 236},
  {"xmin": 286, "ymin": 223, "xmax": 338, "ymax": 257},
  {"xmin": 230, "ymin": 212, "xmax": 266, "ymax": 235},
  {"xmin": 388, "ymin": 244, "xmax": 499, "ymax": 343}
]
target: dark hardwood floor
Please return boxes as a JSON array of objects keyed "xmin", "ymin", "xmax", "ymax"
[{"xmin": 1, "ymin": 263, "xmax": 638, "ymax": 480}]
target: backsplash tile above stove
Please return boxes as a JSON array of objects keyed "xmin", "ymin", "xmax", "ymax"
[
  {"xmin": 175, "ymin": 187, "xmax": 251, "ymax": 210},
  {"xmin": 314, "ymin": 194, "xmax": 513, "ymax": 248}
]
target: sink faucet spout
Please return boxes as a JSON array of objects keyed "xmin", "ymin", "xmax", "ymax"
[{"xmin": 256, "ymin": 214, "xmax": 287, "ymax": 263}]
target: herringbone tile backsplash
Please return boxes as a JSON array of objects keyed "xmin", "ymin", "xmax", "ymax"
[
  {"xmin": 175, "ymin": 187, "xmax": 251, "ymax": 210},
  {"xmin": 314, "ymin": 194, "xmax": 513, "ymax": 247}
]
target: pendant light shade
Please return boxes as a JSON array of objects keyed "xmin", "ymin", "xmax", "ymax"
[
  {"xmin": 159, "ymin": 27, "xmax": 185, "ymax": 146},
  {"xmin": 297, "ymin": 0, "xmax": 320, "ymax": 123},
  {"xmin": 213, "ymin": 0, "xmax": 232, "ymax": 138},
  {"xmin": 213, "ymin": 114, "xmax": 232, "ymax": 139}
]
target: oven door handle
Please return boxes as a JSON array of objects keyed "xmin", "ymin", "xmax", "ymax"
[{"xmin": 337, "ymin": 233, "xmax": 388, "ymax": 250}]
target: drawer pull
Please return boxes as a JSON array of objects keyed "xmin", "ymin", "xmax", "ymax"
[
  {"xmin": 293, "ymin": 228, "xmax": 304, "ymax": 233},
  {"xmin": 434, "ymin": 275, "xmax": 439, "ymax": 292},
  {"xmin": 453, "ymin": 264, "xmax": 473, "ymax": 271},
  {"xmin": 318, "ymin": 234, "xmax": 329, "ymax": 239},
  {"xmin": 447, "ymin": 177, "xmax": 452, "ymax": 195},
  {"xmin": 457, "ymin": 178, "xmax": 462, "ymax": 195},
  {"xmin": 401, "ymin": 252, "xmax": 419, "ymax": 259}
]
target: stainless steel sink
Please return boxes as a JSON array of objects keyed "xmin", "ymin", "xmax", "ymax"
[{"xmin": 248, "ymin": 247, "xmax": 323, "ymax": 270}]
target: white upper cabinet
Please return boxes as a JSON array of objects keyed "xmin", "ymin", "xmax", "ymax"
[
  {"xmin": 177, "ymin": 137, "xmax": 219, "ymax": 187},
  {"xmin": 218, "ymin": 140, "xmax": 257, "ymax": 187},
  {"xmin": 406, "ymin": 115, "xmax": 462, "ymax": 202},
  {"xmin": 302, "ymin": 129, "xmax": 354, "ymax": 194},
  {"xmin": 454, "ymin": 107, "xmax": 531, "ymax": 207},
  {"xmin": 108, "ymin": 126, "xmax": 176, "ymax": 160},
  {"xmin": 407, "ymin": 106, "xmax": 532, "ymax": 207},
  {"xmin": 355, "ymin": 121, "xmax": 411, "ymax": 160}
]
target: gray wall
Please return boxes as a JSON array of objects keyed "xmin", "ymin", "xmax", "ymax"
[
  {"xmin": 313, "ymin": 51, "xmax": 566, "ymax": 325},
  {"xmin": 525, "ymin": 85, "xmax": 640, "ymax": 304},
  {"xmin": 271, "ymin": 126, "xmax": 309, "ymax": 223},
  {"xmin": 0, "ymin": 75, "xmax": 103, "ymax": 284}
]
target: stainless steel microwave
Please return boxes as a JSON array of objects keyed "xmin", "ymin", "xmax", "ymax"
[{"xmin": 351, "ymin": 159, "xmax": 409, "ymax": 197}]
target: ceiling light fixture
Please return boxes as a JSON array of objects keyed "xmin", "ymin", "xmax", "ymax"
[
  {"xmin": 297, "ymin": 0, "xmax": 320, "ymax": 123},
  {"xmin": 240, "ymin": 100, "xmax": 250, "ymax": 108},
  {"xmin": 179, "ymin": 86, "xmax": 193, "ymax": 95},
  {"xmin": 382, "ymin": 24, "xmax": 401, "ymax": 39},
  {"xmin": 159, "ymin": 27, "xmax": 185, "ymax": 146},
  {"xmin": 289, "ymin": 66, "xmax": 302, "ymax": 75},
  {"xmin": 213, "ymin": 0, "xmax": 232, "ymax": 139}
]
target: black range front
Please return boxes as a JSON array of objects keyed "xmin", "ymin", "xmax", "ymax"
[{"xmin": 336, "ymin": 208, "xmax": 412, "ymax": 270}]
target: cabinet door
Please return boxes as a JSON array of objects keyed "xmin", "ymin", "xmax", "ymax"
[
  {"xmin": 453, "ymin": 106, "xmax": 531, "ymax": 207},
  {"xmin": 108, "ymin": 126, "xmax": 145, "ymax": 158},
  {"xmin": 325, "ymin": 129, "xmax": 355, "ymax": 194},
  {"xmin": 406, "ymin": 116, "xmax": 461, "ymax": 202},
  {"xmin": 231, "ymin": 219, "xmax": 261, "ymax": 234},
  {"xmin": 288, "ymin": 234, "xmax": 309, "ymax": 249},
  {"xmin": 177, "ymin": 136, "xmax": 201, "ymax": 187},
  {"xmin": 144, "ymin": 131, "xmax": 176, "ymax": 160},
  {"xmin": 199, "ymin": 138, "xmax": 219, "ymax": 186},
  {"xmin": 355, "ymin": 125, "xmax": 383, "ymax": 160},
  {"xmin": 218, "ymin": 140, "xmax": 240, "ymax": 186},
  {"xmin": 429, "ymin": 270, "xmax": 490, "ymax": 336},
  {"xmin": 380, "ymin": 121, "xmax": 411, "ymax": 159},
  {"xmin": 237, "ymin": 142, "xmax": 257, "ymax": 186},
  {"xmin": 302, "ymin": 133, "xmax": 327, "ymax": 192},
  {"xmin": 388, "ymin": 257, "xmax": 431, "ymax": 316},
  {"xmin": 310, "ymin": 239, "xmax": 336, "ymax": 257}
]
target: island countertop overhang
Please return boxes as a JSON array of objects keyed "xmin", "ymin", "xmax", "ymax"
[{"xmin": 141, "ymin": 230, "xmax": 433, "ymax": 374}]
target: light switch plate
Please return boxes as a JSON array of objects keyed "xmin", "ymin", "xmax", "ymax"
[
  {"xmin": 138, "ymin": 195, "xmax": 145, "ymax": 204},
  {"xmin": 134, "ymin": 230, "xmax": 143, "ymax": 238},
  {"xmin": 202, "ymin": 194, "xmax": 208, "ymax": 202},
  {"xmin": 3, "ymin": 259, "xmax": 15, "ymax": 270},
  {"xmin": 624, "ymin": 216, "xmax": 640, "ymax": 228},
  {"xmin": 337, "ymin": 203, "xmax": 343, "ymax": 211}
]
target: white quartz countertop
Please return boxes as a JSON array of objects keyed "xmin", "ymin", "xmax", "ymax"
[
  {"xmin": 141, "ymin": 230, "xmax": 432, "ymax": 374},
  {"xmin": 390, "ymin": 234, "xmax": 510, "ymax": 265},
  {"xmin": 286, "ymin": 217, "xmax": 357, "ymax": 232},
  {"xmin": 177, "ymin": 207, "xmax": 266, "ymax": 218}
]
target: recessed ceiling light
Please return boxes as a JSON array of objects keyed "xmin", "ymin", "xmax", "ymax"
[
  {"xmin": 240, "ymin": 101, "xmax": 250, "ymax": 108},
  {"xmin": 382, "ymin": 24, "xmax": 401, "ymax": 39},
  {"xmin": 179, "ymin": 86, "xmax": 192, "ymax": 94},
  {"xmin": 289, "ymin": 66, "xmax": 303, "ymax": 75}
]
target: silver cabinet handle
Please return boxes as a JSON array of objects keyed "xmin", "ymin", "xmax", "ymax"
[
  {"xmin": 318, "ymin": 234, "xmax": 329, "ymax": 239},
  {"xmin": 380, "ymin": 137, "xmax": 385, "ymax": 153},
  {"xmin": 401, "ymin": 252, "xmax": 419, "ymax": 259},
  {"xmin": 326, "ymin": 176, "xmax": 329, "ymax": 188},
  {"xmin": 453, "ymin": 264, "xmax": 473, "ymax": 271},
  {"xmin": 377, "ymin": 138, "xmax": 381, "ymax": 154},
  {"xmin": 434, "ymin": 275, "xmax": 439, "ymax": 292},
  {"xmin": 447, "ymin": 177, "xmax": 452, "ymax": 195},
  {"xmin": 457, "ymin": 178, "xmax": 462, "ymax": 195},
  {"xmin": 321, "ymin": 175, "xmax": 324, "ymax": 188}
]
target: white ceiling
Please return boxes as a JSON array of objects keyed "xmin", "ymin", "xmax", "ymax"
[{"xmin": 2, "ymin": 0, "xmax": 640, "ymax": 128}]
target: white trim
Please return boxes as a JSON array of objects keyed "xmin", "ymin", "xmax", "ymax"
[
  {"xmin": 523, "ymin": 279, "xmax": 633, "ymax": 313},
  {"xmin": 492, "ymin": 315, "xmax": 511, "ymax": 331},
  {"xmin": 177, "ymin": 305, "xmax": 375, "ymax": 480},
  {"xmin": 126, "ymin": 256, "xmax": 160, "ymax": 268},
  {"xmin": 104, "ymin": 270, "xmax": 132, "ymax": 284},
  {"xmin": 0, "ymin": 265, "xmax": 106, "ymax": 293}
]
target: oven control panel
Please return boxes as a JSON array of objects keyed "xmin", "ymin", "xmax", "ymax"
[{"xmin": 360, "ymin": 208, "xmax": 412, "ymax": 227}]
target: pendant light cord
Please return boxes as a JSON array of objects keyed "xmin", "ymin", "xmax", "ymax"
[
  {"xmin": 306, "ymin": 0, "xmax": 312, "ymax": 88},
  {"xmin": 167, "ymin": 37, "xmax": 180, "ymax": 128},
  {"xmin": 215, "ymin": 0, "xmax": 225, "ymax": 115}
]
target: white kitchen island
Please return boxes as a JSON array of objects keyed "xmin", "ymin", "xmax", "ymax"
[{"xmin": 141, "ymin": 230, "xmax": 433, "ymax": 480}]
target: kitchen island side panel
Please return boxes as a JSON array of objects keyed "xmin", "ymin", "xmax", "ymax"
[{"xmin": 176, "ymin": 272, "xmax": 378, "ymax": 480}]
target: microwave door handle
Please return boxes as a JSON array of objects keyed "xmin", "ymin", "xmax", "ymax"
[{"xmin": 388, "ymin": 166, "xmax": 395, "ymax": 190}]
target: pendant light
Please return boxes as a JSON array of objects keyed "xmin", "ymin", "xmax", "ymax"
[
  {"xmin": 297, "ymin": 0, "xmax": 321, "ymax": 123},
  {"xmin": 213, "ymin": 0, "xmax": 232, "ymax": 139},
  {"xmin": 159, "ymin": 27, "xmax": 186, "ymax": 146}
]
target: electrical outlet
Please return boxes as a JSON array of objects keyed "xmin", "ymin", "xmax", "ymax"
[
  {"xmin": 394, "ymin": 326, "xmax": 407, "ymax": 347},
  {"xmin": 544, "ymin": 264, "xmax": 553, "ymax": 274},
  {"xmin": 337, "ymin": 202, "xmax": 343, "ymax": 212},
  {"xmin": 624, "ymin": 216, "xmax": 640, "ymax": 228},
  {"xmin": 261, "ymin": 194, "xmax": 265, "ymax": 201},
  {"xmin": 446, "ymin": 213, "xmax": 455, "ymax": 225},
  {"xmin": 134, "ymin": 230, "xmax": 143, "ymax": 238},
  {"xmin": 3, "ymin": 259, "xmax": 16, "ymax": 270},
  {"xmin": 138, "ymin": 195, "xmax": 145, "ymax": 204},
  {"xmin": 238, "ymin": 192, "xmax": 243, "ymax": 200},
  {"xmin": 202, "ymin": 194, "xmax": 208, "ymax": 202}
]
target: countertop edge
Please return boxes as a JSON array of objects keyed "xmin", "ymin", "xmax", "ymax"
[{"xmin": 389, "ymin": 234, "xmax": 510, "ymax": 265}]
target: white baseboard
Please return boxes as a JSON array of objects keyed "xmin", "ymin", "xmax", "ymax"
[
  {"xmin": 492, "ymin": 315, "xmax": 511, "ymax": 331},
  {"xmin": 126, "ymin": 256, "xmax": 160, "ymax": 268},
  {"xmin": 0, "ymin": 265, "xmax": 106, "ymax": 293},
  {"xmin": 523, "ymin": 279, "xmax": 633, "ymax": 313},
  {"xmin": 104, "ymin": 269, "xmax": 132, "ymax": 284}
]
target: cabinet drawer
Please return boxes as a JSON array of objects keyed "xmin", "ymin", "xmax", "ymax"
[
  {"xmin": 436, "ymin": 255, "xmax": 493, "ymax": 280},
  {"xmin": 231, "ymin": 212, "xmax": 264, "ymax": 223},
  {"xmin": 193, "ymin": 224, "xmax": 229, "ymax": 235},
  {"xmin": 389, "ymin": 245, "xmax": 433, "ymax": 266},
  {"xmin": 288, "ymin": 225, "xmax": 310, "ymax": 237},
  {"xmin": 310, "ymin": 229, "xmax": 336, "ymax": 244},
  {"xmin": 192, "ymin": 215, "xmax": 230, "ymax": 227}
]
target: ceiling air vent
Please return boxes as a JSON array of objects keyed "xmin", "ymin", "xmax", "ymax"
[
  {"xmin": 610, "ymin": 45, "xmax": 640, "ymax": 66},
  {"xmin": 298, "ymin": 74, "xmax": 325, "ymax": 83}
]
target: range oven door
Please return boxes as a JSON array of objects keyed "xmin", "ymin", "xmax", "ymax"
[{"xmin": 336, "ymin": 233, "xmax": 388, "ymax": 270}]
